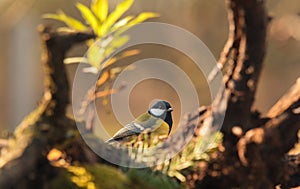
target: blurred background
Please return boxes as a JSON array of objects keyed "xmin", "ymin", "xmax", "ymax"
[{"xmin": 0, "ymin": 0, "xmax": 299, "ymax": 135}]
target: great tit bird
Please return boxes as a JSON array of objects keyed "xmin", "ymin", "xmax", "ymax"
[{"xmin": 106, "ymin": 100, "xmax": 173, "ymax": 144}]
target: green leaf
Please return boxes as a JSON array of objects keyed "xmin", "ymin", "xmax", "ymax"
[
  {"xmin": 76, "ymin": 3, "xmax": 99, "ymax": 34},
  {"xmin": 43, "ymin": 11, "xmax": 87, "ymax": 31},
  {"xmin": 100, "ymin": 0, "xmax": 134, "ymax": 35},
  {"xmin": 85, "ymin": 35, "xmax": 129, "ymax": 70},
  {"xmin": 112, "ymin": 35, "xmax": 130, "ymax": 48},
  {"xmin": 175, "ymin": 161, "xmax": 194, "ymax": 170},
  {"xmin": 168, "ymin": 171, "xmax": 186, "ymax": 182},
  {"xmin": 104, "ymin": 35, "xmax": 129, "ymax": 57},
  {"xmin": 130, "ymin": 12, "xmax": 159, "ymax": 25},
  {"xmin": 87, "ymin": 44, "xmax": 104, "ymax": 69},
  {"xmin": 44, "ymin": 0, "xmax": 159, "ymax": 73},
  {"xmin": 91, "ymin": 0, "xmax": 108, "ymax": 22},
  {"xmin": 114, "ymin": 12, "xmax": 159, "ymax": 36},
  {"xmin": 110, "ymin": 15, "xmax": 134, "ymax": 33}
]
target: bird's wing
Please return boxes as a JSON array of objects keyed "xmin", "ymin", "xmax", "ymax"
[
  {"xmin": 106, "ymin": 123, "xmax": 141, "ymax": 143},
  {"xmin": 106, "ymin": 113, "xmax": 164, "ymax": 143}
]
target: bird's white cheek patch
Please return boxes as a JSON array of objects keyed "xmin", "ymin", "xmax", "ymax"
[{"xmin": 150, "ymin": 108, "xmax": 166, "ymax": 117}]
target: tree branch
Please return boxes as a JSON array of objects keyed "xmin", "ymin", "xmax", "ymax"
[
  {"xmin": 39, "ymin": 26, "xmax": 96, "ymax": 116},
  {"xmin": 0, "ymin": 26, "xmax": 95, "ymax": 188},
  {"xmin": 236, "ymin": 78, "xmax": 300, "ymax": 186},
  {"xmin": 192, "ymin": 0, "xmax": 299, "ymax": 188},
  {"xmin": 221, "ymin": 0, "xmax": 268, "ymax": 133}
]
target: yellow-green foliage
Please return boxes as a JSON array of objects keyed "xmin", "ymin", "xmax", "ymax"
[
  {"xmin": 48, "ymin": 163, "xmax": 184, "ymax": 189},
  {"xmin": 161, "ymin": 132, "xmax": 223, "ymax": 182},
  {"xmin": 86, "ymin": 164, "xmax": 131, "ymax": 189},
  {"xmin": 48, "ymin": 164, "xmax": 130, "ymax": 189},
  {"xmin": 127, "ymin": 169, "xmax": 184, "ymax": 189},
  {"xmin": 46, "ymin": 131, "xmax": 222, "ymax": 188},
  {"xmin": 43, "ymin": 0, "xmax": 158, "ymax": 71},
  {"xmin": 122, "ymin": 131, "xmax": 223, "ymax": 183},
  {"xmin": 113, "ymin": 130, "xmax": 222, "ymax": 183}
]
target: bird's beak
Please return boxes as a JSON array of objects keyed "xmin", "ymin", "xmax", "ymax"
[{"xmin": 167, "ymin": 108, "xmax": 173, "ymax": 112}]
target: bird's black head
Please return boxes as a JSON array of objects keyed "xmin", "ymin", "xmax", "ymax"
[{"xmin": 148, "ymin": 100, "xmax": 173, "ymax": 132}]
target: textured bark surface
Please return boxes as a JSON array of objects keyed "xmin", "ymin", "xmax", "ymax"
[
  {"xmin": 192, "ymin": 0, "xmax": 300, "ymax": 188},
  {"xmin": 0, "ymin": 26, "xmax": 96, "ymax": 189}
]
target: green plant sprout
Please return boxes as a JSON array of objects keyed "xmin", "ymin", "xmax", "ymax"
[
  {"xmin": 44, "ymin": 0, "xmax": 158, "ymax": 73},
  {"xmin": 44, "ymin": 0, "xmax": 159, "ymax": 114}
]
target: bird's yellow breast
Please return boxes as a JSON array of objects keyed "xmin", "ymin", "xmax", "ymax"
[
  {"xmin": 151, "ymin": 121, "xmax": 170, "ymax": 136},
  {"xmin": 136, "ymin": 113, "xmax": 170, "ymax": 137}
]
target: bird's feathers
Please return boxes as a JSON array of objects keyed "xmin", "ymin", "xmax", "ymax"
[
  {"xmin": 106, "ymin": 100, "xmax": 173, "ymax": 144},
  {"xmin": 106, "ymin": 112, "xmax": 169, "ymax": 143}
]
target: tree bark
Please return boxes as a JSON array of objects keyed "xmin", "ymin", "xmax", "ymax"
[
  {"xmin": 0, "ymin": 26, "xmax": 95, "ymax": 189},
  {"xmin": 192, "ymin": 0, "xmax": 300, "ymax": 188}
]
